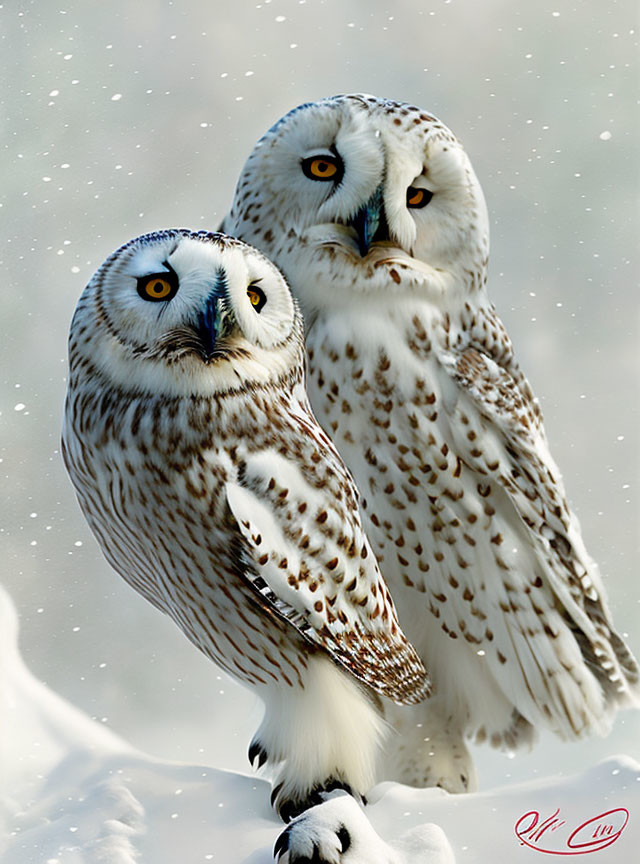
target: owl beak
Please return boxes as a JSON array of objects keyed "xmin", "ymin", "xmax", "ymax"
[
  {"xmin": 197, "ymin": 272, "xmax": 225, "ymax": 359},
  {"xmin": 349, "ymin": 186, "xmax": 389, "ymax": 256}
]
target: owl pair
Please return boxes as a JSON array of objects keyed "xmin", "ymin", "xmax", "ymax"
[{"xmin": 63, "ymin": 96, "xmax": 639, "ymax": 824}]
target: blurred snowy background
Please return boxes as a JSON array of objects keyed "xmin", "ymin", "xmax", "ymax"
[{"xmin": 2, "ymin": 0, "xmax": 638, "ymax": 790}]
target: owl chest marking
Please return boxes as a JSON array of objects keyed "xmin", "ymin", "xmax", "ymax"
[
  {"xmin": 306, "ymin": 313, "xmax": 503, "ymax": 604},
  {"xmin": 70, "ymin": 392, "xmax": 308, "ymax": 688}
]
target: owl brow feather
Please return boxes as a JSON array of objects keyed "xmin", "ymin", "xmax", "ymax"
[{"xmin": 156, "ymin": 257, "xmax": 179, "ymax": 322}]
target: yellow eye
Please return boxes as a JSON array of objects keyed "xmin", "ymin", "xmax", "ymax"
[
  {"xmin": 310, "ymin": 159, "xmax": 337, "ymax": 178},
  {"xmin": 247, "ymin": 284, "xmax": 267, "ymax": 312},
  {"xmin": 406, "ymin": 186, "xmax": 433, "ymax": 209},
  {"xmin": 301, "ymin": 153, "xmax": 343, "ymax": 182},
  {"xmin": 136, "ymin": 270, "xmax": 179, "ymax": 302},
  {"xmin": 145, "ymin": 278, "xmax": 172, "ymax": 299}
]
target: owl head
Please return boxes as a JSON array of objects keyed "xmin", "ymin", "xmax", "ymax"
[
  {"xmin": 68, "ymin": 230, "xmax": 303, "ymax": 398},
  {"xmin": 224, "ymin": 95, "xmax": 489, "ymax": 317}
]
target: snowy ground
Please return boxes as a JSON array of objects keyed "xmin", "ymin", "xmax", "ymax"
[{"xmin": 2, "ymin": 585, "xmax": 639, "ymax": 864}]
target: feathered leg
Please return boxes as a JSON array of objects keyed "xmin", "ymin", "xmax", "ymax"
[{"xmin": 252, "ymin": 654, "xmax": 388, "ymax": 820}]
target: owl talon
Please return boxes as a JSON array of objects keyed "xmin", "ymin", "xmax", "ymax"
[
  {"xmin": 273, "ymin": 825, "xmax": 291, "ymax": 860},
  {"xmin": 271, "ymin": 782, "xmax": 285, "ymax": 809},
  {"xmin": 275, "ymin": 795, "xmax": 379, "ymax": 863},
  {"xmin": 274, "ymin": 814, "xmax": 353, "ymax": 863},
  {"xmin": 248, "ymin": 738, "xmax": 268, "ymax": 769},
  {"xmin": 275, "ymin": 778, "xmax": 356, "ymax": 823}
]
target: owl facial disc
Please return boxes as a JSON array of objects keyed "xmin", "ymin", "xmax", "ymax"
[
  {"xmin": 224, "ymin": 94, "xmax": 491, "ymax": 314},
  {"xmin": 70, "ymin": 229, "xmax": 301, "ymax": 397}
]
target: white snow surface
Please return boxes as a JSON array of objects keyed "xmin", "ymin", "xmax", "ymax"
[{"xmin": 1, "ymin": 584, "xmax": 639, "ymax": 864}]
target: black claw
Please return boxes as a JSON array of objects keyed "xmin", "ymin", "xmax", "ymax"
[
  {"xmin": 248, "ymin": 739, "xmax": 268, "ymax": 769},
  {"xmin": 322, "ymin": 779, "xmax": 353, "ymax": 799},
  {"xmin": 279, "ymin": 797, "xmax": 298, "ymax": 824},
  {"xmin": 336, "ymin": 825, "xmax": 351, "ymax": 854},
  {"xmin": 273, "ymin": 826, "xmax": 290, "ymax": 860},
  {"xmin": 271, "ymin": 781, "xmax": 284, "ymax": 808},
  {"xmin": 274, "ymin": 777, "xmax": 359, "ymax": 823}
]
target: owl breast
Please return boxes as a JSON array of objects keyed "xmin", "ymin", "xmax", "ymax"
[
  {"xmin": 62, "ymin": 390, "xmax": 308, "ymax": 691},
  {"xmin": 304, "ymin": 305, "xmax": 536, "ymax": 662}
]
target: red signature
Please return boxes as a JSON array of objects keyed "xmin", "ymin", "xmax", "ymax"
[{"xmin": 515, "ymin": 807, "xmax": 629, "ymax": 855}]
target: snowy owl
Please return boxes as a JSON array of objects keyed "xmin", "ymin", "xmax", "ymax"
[
  {"xmin": 223, "ymin": 95, "xmax": 640, "ymax": 793},
  {"xmin": 61, "ymin": 229, "xmax": 430, "ymax": 820}
]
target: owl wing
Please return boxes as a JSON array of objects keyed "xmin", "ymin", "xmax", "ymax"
[
  {"xmin": 225, "ymin": 446, "xmax": 431, "ymax": 706},
  {"xmin": 438, "ymin": 340, "xmax": 639, "ymax": 712}
]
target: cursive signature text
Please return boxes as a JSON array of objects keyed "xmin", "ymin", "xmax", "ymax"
[{"xmin": 515, "ymin": 806, "xmax": 629, "ymax": 855}]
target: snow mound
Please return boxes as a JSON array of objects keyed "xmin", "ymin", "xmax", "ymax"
[{"xmin": 1, "ymin": 584, "xmax": 638, "ymax": 863}]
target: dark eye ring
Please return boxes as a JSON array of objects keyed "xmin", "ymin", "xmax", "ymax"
[
  {"xmin": 301, "ymin": 152, "xmax": 344, "ymax": 184},
  {"xmin": 136, "ymin": 267, "xmax": 179, "ymax": 302},
  {"xmin": 407, "ymin": 186, "xmax": 433, "ymax": 209},
  {"xmin": 247, "ymin": 283, "xmax": 267, "ymax": 313}
]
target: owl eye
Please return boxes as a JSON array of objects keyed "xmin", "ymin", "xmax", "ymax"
[
  {"xmin": 247, "ymin": 283, "xmax": 267, "ymax": 312},
  {"xmin": 301, "ymin": 154, "xmax": 343, "ymax": 183},
  {"xmin": 406, "ymin": 187, "xmax": 433, "ymax": 209},
  {"xmin": 137, "ymin": 270, "xmax": 179, "ymax": 302}
]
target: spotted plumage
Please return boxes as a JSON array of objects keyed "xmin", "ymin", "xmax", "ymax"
[
  {"xmin": 224, "ymin": 94, "xmax": 640, "ymax": 792},
  {"xmin": 62, "ymin": 229, "xmax": 429, "ymax": 819}
]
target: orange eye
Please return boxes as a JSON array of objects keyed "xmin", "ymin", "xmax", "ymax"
[
  {"xmin": 407, "ymin": 186, "xmax": 433, "ymax": 209},
  {"xmin": 301, "ymin": 153, "xmax": 343, "ymax": 183},
  {"xmin": 247, "ymin": 284, "xmax": 267, "ymax": 312},
  {"xmin": 145, "ymin": 278, "xmax": 172, "ymax": 299},
  {"xmin": 136, "ymin": 270, "xmax": 179, "ymax": 302},
  {"xmin": 309, "ymin": 159, "xmax": 337, "ymax": 178}
]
